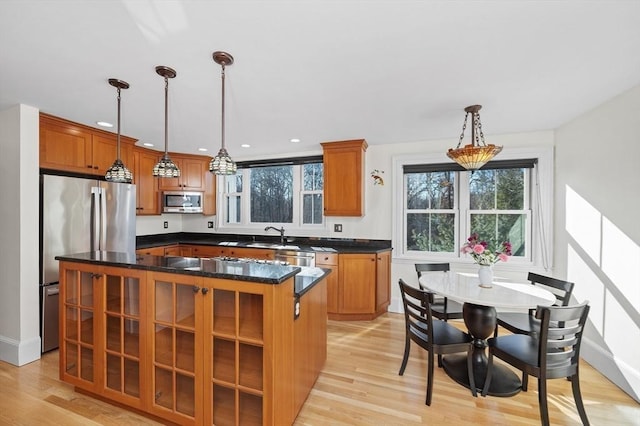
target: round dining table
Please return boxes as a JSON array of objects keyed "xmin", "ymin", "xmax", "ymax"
[{"xmin": 419, "ymin": 271, "xmax": 556, "ymax": 397}]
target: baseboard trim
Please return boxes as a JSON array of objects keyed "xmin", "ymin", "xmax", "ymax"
[
  {"xmin": 579, "ymin": 337, "xmax": 639, "ymax": 403},
  {"xmin": 0, "ymin": 334, "xmax": 41, "ymax": 366}
]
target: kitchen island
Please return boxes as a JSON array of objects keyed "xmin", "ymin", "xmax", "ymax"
[{"xmin": 56, "ymin": 251, "xmax": 329, "ymax": 426}]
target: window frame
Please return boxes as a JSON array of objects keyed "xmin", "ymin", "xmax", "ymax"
[
  {"xmin": 393, "ymin": 147, "xmax": 554, "ymax": 269},
  {"xmin": 216, "ymin": 161, "xmax": 326, "ymax": 232}
]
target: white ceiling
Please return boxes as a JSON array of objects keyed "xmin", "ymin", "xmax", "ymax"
[{"xmin": 2, "ymin": 1, "xmax": 640, "ymax": 159}]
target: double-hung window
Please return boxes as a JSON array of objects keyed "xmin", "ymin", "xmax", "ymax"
[
  {"xmin": 220, "ymin": 156, "xmax": 324, "ymax": 228},
  {"xmin": 395, "ymin": 148, "xmax": 553, "ymax": 267}
]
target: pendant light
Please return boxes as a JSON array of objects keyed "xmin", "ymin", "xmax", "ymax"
[
  {"xmin": 446, "ymin": 105, "xmax": 502, "ymax": 170},
  {"xmin": 153, "ymin": 66, "xmax": 181, "ymax": 178},
  {"xmin": 105, "ymin": 79, "xmax": 133, "ymax": 183},
  {"xmin": 209, "ymin": 51, "xmax": 237, "ymax": 175}
]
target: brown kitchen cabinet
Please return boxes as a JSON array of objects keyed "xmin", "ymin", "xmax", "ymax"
[
  {"xmin": 136, "ymin": 246, "xmax": 166, "ymax": 256},
  {"xmin": 375, "ymin": 250, "xmax": 391, "ymax": 315},
  {"xmin": 156, "ymin": 153, "xmax": 216, "ymax": 215},
  {"xmin": 58, "ymin": 262, "xmax": 146, "ymax": 410},
  {"xmin": 157, "ymin": 154, "xmax": 208, "ymax": 191},
  {"xmin": 190, "ymin": 245, "xmax": 226, "ymax": 258},
  {"xmin": 163, "ymin": 245, "xmax": 193, "ymax": 257},
  {"xmin": 59, "ymin": 260, "xmax": 318, "ymax": 426},
  {"xmin": 315, "ymin": 253, "xmax": 339, "ymax": 314},
  {"xmin": 338, "ymin": 253, "xmax": 377, "ymax": 315},
  {"xmin": 328, "ymin": 250, "xmax": 391, "ymax": 321},
  {"xmin": 321, "ymin": 139, "xmax": 367, "ymax": 217},
  {"xmin": 40, "ymin": 113, "xmax": 135, "ymax": 176},
  {"xmin": 133, "ymin": 147, "xmax": 160, "ymax": 215}
]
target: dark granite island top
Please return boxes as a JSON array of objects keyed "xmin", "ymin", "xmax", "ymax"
[{"xmin": 55, "ymin": 251, "xmax": 329, "ymax": 296}]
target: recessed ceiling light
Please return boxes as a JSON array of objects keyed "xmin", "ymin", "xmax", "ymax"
[
  {"xmin": 97, "ymin": 121, "xmax": 113, "ymax": 128},
  {"xmin": 290, "ymin": 138, "xmax": 301, "ymax": 143},
  {"xmin": 198, "ymin": 148, "xmax": 208, "ymax": 152},
  {"xmin": 241, "ymin": 144, "xmax": 251, "ymax": 148},
  {"xmin": 143, "ymin": 142, "xmax": 154, "ymax": 147}
]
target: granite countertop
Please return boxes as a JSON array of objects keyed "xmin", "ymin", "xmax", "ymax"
[
  {"xmin": 136, "ymin": 232, "xmax": 393, "ymax": 254},
  {"xmin": 56, "ymin": 251, "xmax": 329, "ymax": 296}
]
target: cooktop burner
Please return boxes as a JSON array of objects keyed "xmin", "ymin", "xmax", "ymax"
[{"xmin": 212, "ymin": 256, "xmax": 290, "ymax": 266}]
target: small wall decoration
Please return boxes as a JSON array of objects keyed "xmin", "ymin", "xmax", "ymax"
[{"xmin": 370, "ymin": 169, "xmax": 385, "ymax": 186}]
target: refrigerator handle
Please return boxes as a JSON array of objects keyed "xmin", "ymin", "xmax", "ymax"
[
  {"xmin": 90, "ymin": 187, "xmax": 101, "ymax": 251},
  {"xmin": 100, "ymin": 187, "xmax": 107, "ymax": 251}
]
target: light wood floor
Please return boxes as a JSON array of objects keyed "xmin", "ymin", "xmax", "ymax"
[{"xmin": 1, "ymin": 313, "xmax": 638, "ymax": 425}]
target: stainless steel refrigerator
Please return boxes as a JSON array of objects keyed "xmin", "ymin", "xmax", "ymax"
[{"xmin": 39, "ymin": 174, "xmax": 136, "ymax": 352}]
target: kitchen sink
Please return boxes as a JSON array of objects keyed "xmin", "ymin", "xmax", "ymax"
[
  {"xmin": 246, "ymin": 242, "xmax": 300, "ymax": 250},
  {"xmin": 246, "ymin": 242, "xmax": 277, "ymax": 248},
  {"xmin": 165, "ymin": 257, "xmax": 202, "ymax": 269}
]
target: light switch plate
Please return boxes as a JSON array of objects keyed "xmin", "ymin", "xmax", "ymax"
[{"xmin": 334, "ymin": 224, "xmax": 342, "ymax": 232}]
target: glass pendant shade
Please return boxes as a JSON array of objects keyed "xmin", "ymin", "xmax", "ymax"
[
  {"xmin": 447, "ymin": 143, "xmax": 503, "ymax": 170},
  {"xmin": 153, "ymin": 66, "xmax": 181, "ymax": 178},
  {"xmin": 105, "ymin": 79, "xmax": 133, "ymax": 183},
  {"xmin": 105, "ymin": 159, "xmax": 133, "ymax": 182},
  {"xmin": 447, "ymin": 105, "xmax": 502, "ymax": 170},
  {"xmin": 209, "ymin": 147, "xmax": 237, "ymax": 175},
  {"xmin": 153, "ymin": 154, "xmax": 181, "ymax": 177},
  {"xmin": 209, "ymin": 51, "xmax": 237, "ymax": 175}
]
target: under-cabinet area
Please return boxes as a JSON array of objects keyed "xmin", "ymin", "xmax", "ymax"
[{"xmin": 58, "ymin": 256, "xmax": 328, "ymax": 425}]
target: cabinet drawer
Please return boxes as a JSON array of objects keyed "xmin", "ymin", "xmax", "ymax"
[{"xmin": 315, "ymin": 253, "xmax": 338, "ymax": 266}]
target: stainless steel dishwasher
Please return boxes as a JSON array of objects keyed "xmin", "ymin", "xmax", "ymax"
[
  {"xmin": 274, "ymin": 249, "xmax": 315, "ymax": 267},
  {"xmin": 40, "ymin": 282, "xmax": 59, "ymax": 352}
]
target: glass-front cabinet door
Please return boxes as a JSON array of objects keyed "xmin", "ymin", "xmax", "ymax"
[
  {"xmin": 149, "ymin": 272, "xmax": 203, "ymax": 424},
  {"xmin": 204, "ymin": 286, "xmax": 265, "ymax": 426},
  {"xmin": 61, "ymin": 263, "xmax": 98, "ymax": 386},
  {"xmin": 102, "ymin": 268, "xmax": 146, "ymax": 407}
]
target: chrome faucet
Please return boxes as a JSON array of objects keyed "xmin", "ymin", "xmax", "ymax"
[{"xmin": 264, "ymin": 226, "xmax": 285, "ymax": 245}]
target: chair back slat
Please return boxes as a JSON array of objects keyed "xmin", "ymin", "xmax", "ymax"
[
  {"xmin": 536, "ymin": 302, "xmax": 590, "ymax": 372},
  {"xmin": 415, "ymin": 263, "xmax": 450, "ymax": 277},
  {"xmin": 399, "ymin": 279, "xmax": 435, "ymax": 343},
  {"xmin": 527, "ymin": 272, "xmax": 575, "ymax": 306}
]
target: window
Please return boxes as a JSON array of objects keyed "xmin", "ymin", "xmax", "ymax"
[
  {"xmin": 395, "ymin": 148, "xmax": 553, "ymax": 267},
  {"xmin": 220, "ymin": 157, "xmax": 323, "ymax": 228}
]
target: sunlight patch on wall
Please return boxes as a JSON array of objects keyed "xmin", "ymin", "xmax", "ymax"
[
  {"xmin": 602, "ymin": 217, "xmax": 640, "ymax": 308},
  {"xmin": 605, "ymin": 289, "xmax": 640, "ymax": 371},
  {"xmin": 123, "ymin": 0, "xmax": 188, "ymax": 43},
  {"xmin": 565, "ymin": 185, "xmax": 601, "ymax": 263},
  {"xmin": 567, "ymin": 245, "xmax": 604, "ymax": 335}
]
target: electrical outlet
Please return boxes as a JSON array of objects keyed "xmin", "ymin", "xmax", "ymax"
[
  {"xmin": 163, "ymin": 221, "xmax": 168, "ymax": 229},
  {"xmin": 207, "ymin": 221, "xmax": 214, "ymax": 229},
  {"xmin": 334, "ymin": 224, "xmax": 342, "ymax": 232}
]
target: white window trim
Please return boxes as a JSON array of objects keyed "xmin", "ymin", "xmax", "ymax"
[
  {"xmin": 392, "ymin": 146, "xmax": 554, "ymax": 272},
  {"xmin": 216, "ymin": 165, "xmax": 327, "ymax": 234}
]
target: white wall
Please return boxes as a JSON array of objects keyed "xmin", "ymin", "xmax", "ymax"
[
  {"xmin": 555, "ymin": 84, "xmax": 640, "ymax": 402},
  {"xmin": 0, "ymin": 104, "xmax": 40, "ymax": 365}
]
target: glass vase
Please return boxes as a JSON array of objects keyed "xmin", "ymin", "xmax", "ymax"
[{"xmin": 478, "ymin": 265, "xmax": 493, "ymax": 288}]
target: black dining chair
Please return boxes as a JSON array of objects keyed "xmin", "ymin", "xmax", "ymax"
[
  {"xmin": 397, "ymin": 279, "xmax": 472, "ymax": 406},
  {"xmin": 494, "ymin": 272, "xmax": 574, "ymax": 338},
  {"xmin": 415, "ymin": 263, "xmax": 463, "ymax": 322},
  {"xmin": 481, "ymin": 302, "xmax": 591, "ymax": 426}
]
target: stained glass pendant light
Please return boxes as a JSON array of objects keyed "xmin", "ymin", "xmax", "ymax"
[
  {"xmin": 209, "ymin": 51, "xmax": 237, "ymax": 175},
  {"xmin": 153, "ymin": 66, "xmax": 181, "ymax": 178},
  {"xmin": 447, "ymin": 105, "xmax": 502, "ymax": 170},
  {"xmin": 105, "ymin": 79, "xmax": 133, "ymax": 183}
]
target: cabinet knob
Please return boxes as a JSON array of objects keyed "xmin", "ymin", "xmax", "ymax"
[
  {"xmin": 87, "ymin": 165, "xmax": 92, "ymax": 168},
  {"xmin": 201, "ymin": 288, "xmax": 209, "ymax": 295},
  {"xmin": 192, "ymin": 285, "xmax": 200, "ymax": 293}
]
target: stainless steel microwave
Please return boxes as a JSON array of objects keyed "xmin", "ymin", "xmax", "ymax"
[{"xmin": 162, "ymin": 191, "xmax": 203, "ymax": 213}]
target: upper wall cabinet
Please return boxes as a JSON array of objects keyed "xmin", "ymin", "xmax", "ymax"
[
  {"xmin": 157, "ymin": 154, "xmax": 209, "ymax": 192},
  {"xmin": 40, "ymin": 113, "xmax": 135, "ymax": 176},
  {"xmin": 133, "ymin": 147, "xmax": 160, "ymax": 215},
  {"xmin": 321, "ymin": 139, "xmax": 368, "ymax": 217}
]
